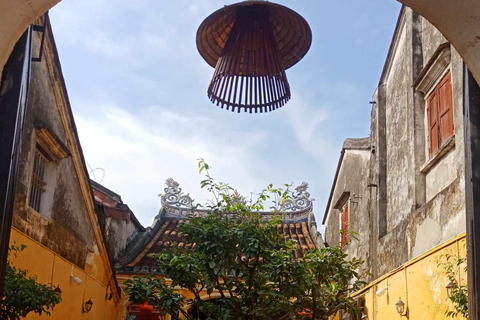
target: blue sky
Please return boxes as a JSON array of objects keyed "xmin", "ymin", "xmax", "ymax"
[{"xmin": 49, "ymin": 0, "xmax": 402, "ymax": 228}]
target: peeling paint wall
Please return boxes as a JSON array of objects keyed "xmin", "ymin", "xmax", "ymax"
[
  {"xmin": 373, "ymin": 8, "xmax": 465, "ymax": 276},
  {"xmin": 4, "ymin": 16, "xmax": 122, "ymax": 320},
  {"xmin": 92, "ymin": 184, "xmax": 145, "ymax": 262},
  {"xmin": 12, "ymin": 16, "xmax": 98, "ymax": 270},
  {"xmin": 323, "ymin": 7, "xmax": 466, "ymax": 283},
  {"xmin": 104, "ymin": 217, "xmax": 139, "ymax": 261},
  {"xmin": 324, "ymin": 141, "xmax": 373, "ymax": 278},
  {"xmin": 385, "ymin": 18, "xmax": 414, "ymax": 231}
]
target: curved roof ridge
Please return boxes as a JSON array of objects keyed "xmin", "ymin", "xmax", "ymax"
[{"xmin": 159, "ymin": 178, "xmax": 314, "ymax": 223}]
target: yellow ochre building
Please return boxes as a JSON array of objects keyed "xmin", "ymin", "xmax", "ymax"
[{"xmin": 5, "ymin": 14, "xmax": 122, "ymax": 320}]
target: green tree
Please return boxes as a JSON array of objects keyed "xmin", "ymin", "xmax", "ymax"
[
  {"xmin": 124, "ymin": 160, "xmax": 367, "ymax": 320},
  {"xmin": 0, "ymin": 245, "xmax": 62, "ymax": 320},
  {"xmin": 437, "ymin": 251, "xmax": 468, "ymax": 318}
]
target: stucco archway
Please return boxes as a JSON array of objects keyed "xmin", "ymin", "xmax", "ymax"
[
  {"xmin": 398, "ymin": 0, "xmax": 480, "ymax": 82},
  {"xmin": 0, "ymin": 0, "xmax": 61, "ymax": 75}
]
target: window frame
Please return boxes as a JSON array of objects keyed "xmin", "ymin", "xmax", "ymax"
[
  {"xmin": 27, "ymin": 125, "xmax": 71, "ymax": 216},
  {"xmin": 28, "ymin": 144, "xmax": 50, "ymax": 213},
  {"xmin": 426, "ymin": 71, "xmax": 454, "ymax": 157},
  {"xmin": 340, "ymin": 202, "xmax": 349, "ymax": 248},
  {"xmin": 334, "ymin": 191, "xmax": 350, "ymax": 248}
]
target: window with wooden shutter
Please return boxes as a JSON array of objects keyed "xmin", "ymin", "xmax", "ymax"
[
  {"xmin": 341, "ymin": 205, "xmax": 349, "ymax": 247},
  {"xmin": 438, "ymin": 73, "xmax": 454, "ymax": 141},
  {"xmin": 427, "ymin": 72, "xmax": 454, "ymax": 157},
  {"xmin": 427, "ymin": 92, "xmax": 439, "ymax": 155}
]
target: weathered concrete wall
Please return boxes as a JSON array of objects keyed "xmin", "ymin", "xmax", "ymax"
[
  {"xmin": 408, "ymin": 178, "xmax": 465, "ymax": 259},
  {"xmin": 324, "ymin": 7, "xmax": 466, "ymax": 281},
  {"xmin": 104, "ymin": 216, "xmax": 139, "ymax": 261},
  {"xmin": 425, "ymin": 148, "xmax": 456, "ymax": 201},
  {"xmin": 384, "ymin": 16, "xmax": 415, "ymax": 232},
  {"xmin": 92, "ymin": 182, "xmax": 145, "ymax": 262},
  {"xmin": 324, "ymin": 139, "xmax": 372, "ymax": 277},
  {"xmin": 12, "ymin": 17, "xmax": 98, "ymax": 269},
  {"xmin": 376, "ymin": 8, "xmax": 466, "ymax": 276},
  {"xmin": 422, "ymin": 18, "xmax": 447, "ymax": 64}
]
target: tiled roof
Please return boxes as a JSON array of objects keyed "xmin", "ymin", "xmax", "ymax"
[
  {"xmin": 91, "ymin": 180, "xmax": 145, "ymax": 231},
  {"xmin": 91, "ymin": 180, "xmax": 122, "ymax": 202},
  {"xmin": 114, "ymin": 179, "xmax": 324, "ymax": 274},
  {"xmin": 118, "ymin": 218, "xmax": 318, "ymax": 274},
  {"xmin": 277, "ymin": 222, "xmax": 317, "ymax": 258}
]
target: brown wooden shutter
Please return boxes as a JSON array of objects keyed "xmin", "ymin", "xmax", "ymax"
[
  {"xmin": 428, "ymin": 91, "xmax": 439, "ymax": 156},
  {"xmin": 438, "ymin": 73, "xmax": 454, "ymax": 142}
]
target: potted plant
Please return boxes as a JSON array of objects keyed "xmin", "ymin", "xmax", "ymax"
[
  {"xmin": 124, "ymin": 276, "xmax": 185, "ymax": 319},
  {"xmin": 124, "ymin": 276, "xmax": 161, "ymax": 314},
  {"xmin": 139, "ymin": 301, "xmax": 153, "ymax": 314}
]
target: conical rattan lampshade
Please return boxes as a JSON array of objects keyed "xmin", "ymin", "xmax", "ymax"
[{"xmin": 197, "ymin": 1, "xmax": 312, "ymax": 113}]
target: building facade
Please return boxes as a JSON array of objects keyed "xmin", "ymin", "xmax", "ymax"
[
  {"xmin": 324, "ymin": 6, "xmax": 467, "ymax": 320},
  {"xmin": 91, "ymin": 180, "xmax": 145, "ymax": 263},
  {"xmin": 4, "ymin": 15, "xmax": 123, "ymax": 320}
]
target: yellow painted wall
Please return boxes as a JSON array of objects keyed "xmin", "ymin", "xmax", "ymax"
[
  {"xmin": 84, "ymin": 251, "xmax": 109, "ymax": 287},
  {"xmin": 116, "ymin": 235, "xmax": 467, "ymax": 320},
  {"xmin": 355, "ymin": 234, "xmax": 466, "ymax": 320},
  {"xmin": 8, "ymin": 228, "xmax": 122, "ymax": 320}
]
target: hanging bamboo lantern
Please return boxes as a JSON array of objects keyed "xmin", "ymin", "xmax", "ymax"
[{"xmin": 196, "ymin": 1, "xmax": 312, "ymax": 113}]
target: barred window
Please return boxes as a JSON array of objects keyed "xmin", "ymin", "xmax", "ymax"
[{"xmin": 29, "ymin": 145, "xmax": 49, "ymax": 212}]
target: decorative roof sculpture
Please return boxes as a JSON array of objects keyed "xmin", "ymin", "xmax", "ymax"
[
  {"xmin": 196, "ymin": 1, "xmax": 312, "ymax": 113},
  {"xmin": 159, "ymin": 178, "xmax": 314, "ymax": 222},
  {"xmin": 115, "ymin": 178, "xmax": 323, "ymax": 273}
]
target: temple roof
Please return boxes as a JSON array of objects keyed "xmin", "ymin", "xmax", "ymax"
[{"xmin": 115, "ymin": 179, "xmax": 324, "ymax": 274}]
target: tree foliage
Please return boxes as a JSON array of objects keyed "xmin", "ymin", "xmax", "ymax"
[
  {"xmin": 437, "ymin": 252, "xmax": 468, "ymax": 318},
  {"xmin": 0, "ymin": 245, "xmax": 61, "ymax": 320},
  {"xmin": 124, "ymin": 160, "xmax": 367, "ymax": 320}
]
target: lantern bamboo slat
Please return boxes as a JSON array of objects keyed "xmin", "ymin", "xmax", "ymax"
[{"xmin": 197, "ymin": 1, "xmax": 312, "ymax": 113}]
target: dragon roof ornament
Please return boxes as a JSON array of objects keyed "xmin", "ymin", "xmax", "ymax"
[
  {"xmin": 274, "ymin": 182, "xmax": 312, "ymax": 212},
  {"xmin": 159, "ymin": 178, "xmax": 314, "ymax": 222}
]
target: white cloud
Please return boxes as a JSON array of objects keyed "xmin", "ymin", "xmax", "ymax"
[
  {"xmin": 283, "ymin": 94, "xmax": 335, "ymax": 161},
  {"xmin": 75, "ymin": 103, "xmax": 272, "ymax": 226},
  {"xmin": 49, "ymin": 0, "xmax": 378, "ymax": 232},
  {"xmin": 49, "ymin": 1, "xmax": 178, "ymax": 65}
]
